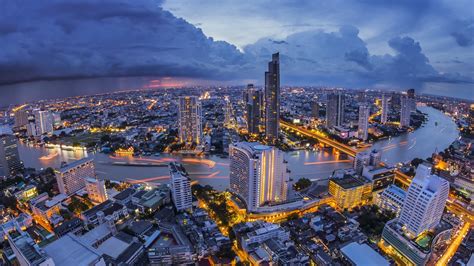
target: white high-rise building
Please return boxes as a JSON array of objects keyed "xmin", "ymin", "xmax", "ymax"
[
  {"xmin": 229, "ymin": 142, "xmax": 289, "ymax": 211},
  {"xmin": 85, "ymin": 177, "xmax": 108, "ymax": 204},
  {"xmin": 357, "ymin": 104, "xmax": 369, "ymax": 141},
  {"xmin": 399, "ymin": 164, "xmax": 449, "ymax": 236},
  {"xmin": 55, "ymin": 158, "xmax": 96, "ymax": 196},
  {"xmin": 34, "ymin": 110, "xmax": 54, "ymax": 135},
  {"xmin": 169, "ymin": 162, "xmax": 192, "ymax": 212},
  {"xmin": 381, "ymin": 94, "xmax": 389, "ymax": 124},
  {"xmin": 178, "ymin": 96, "xmax": 203, "ymax": 146},
  {"xmin": 400, "ymin": 95, "xmax": 411, "ymax": 128}
]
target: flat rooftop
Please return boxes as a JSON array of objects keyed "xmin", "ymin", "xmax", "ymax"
[
  {"xmin": 331, "ymin": 175, "xmax": 365, "ymax": 189},
  {"xmin": 340, "ymin": 242, "xmax": 389, "ymax": 266},
  {"xmin": 43, "ymin": 234, "xmax": 101, "ymax": 266}
]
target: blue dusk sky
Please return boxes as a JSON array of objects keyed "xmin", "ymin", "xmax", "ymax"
[{"xmin": 0, "ymin": 0, "xmax": 473, "ymax": 104}]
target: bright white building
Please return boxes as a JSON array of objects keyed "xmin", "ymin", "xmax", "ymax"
[
  {"xmin": 169, "ymin": 162, "xmax": 192, "ymax": 212},
  {"xmin": 55, "ymin": 158, "xmax": 96, "ymax": 196},
  {"xmin": 229, "ymin": 142, "xmax": 289, "ymax": 211},
  {"xmin": 178, "ymin": 96, "xmax": 203, "ymax": 145},
  {"xmin": 399, "ymin": 164, "xmax": 449, "ymax": 236},
  {"xmin": 34, "ymin": 110, "xmax": 54, "ymax": 135},
  {"xmin": 375, "ymin": 185, "xmax": 406, "ymax": 215},
  {"xmin": 85, "ymin": 177, "xmax": 108, "ymax": 204},
  {"xmin": 357, "ymin": 104, "xmax": 369, "ymax": 141}
]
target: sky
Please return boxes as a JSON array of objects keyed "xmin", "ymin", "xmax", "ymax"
[{"xmin": 0, "ymin": 0, "xmax": 473, "ymax": 105}]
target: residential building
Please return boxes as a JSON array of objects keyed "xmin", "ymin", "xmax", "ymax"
[
  {"xmin": 326, "ymin": 92, "xmax": 345, "ymax": 128},
  {"xmin": 357, "ymin": 103, "xmax": 369, "ymax": 141},
  {"xmin": 0, "ymin": 134, "xmax": 23, "ymax": 178},
  {"xmin": 55, "ymin": 158, "xmax": 96, "ymax": 196},
  {"xmin": 178, "ymin": 96, "xmax": 203, "ymax": 145},
  {"xmin": 264, "ymin": 53, "xmax": 280, "ymax": 143},
  {"xmin": 328, "ymin": 174, "xmax": 372, "ymax": 210},
  {"xmin": 169, "ymin": 162, "xmax": 192, "ymax": 212},
  {"xmin": 375, "ymin": 185, "xmax": 406, "ymax": 215},
  {"xmin": 85, "ymin": 177, "xmax": 108, "ymax": 204},
  {"xmin": 34, "ymin": 110, "xmax": 54, "ymax": 136},
  {"xmin": 311, "ymin": 100, "xmax": 320, "ymax": 119},
  {"xmin": 399, "ymin": 164, "xmax": 449, "ymax": 236},
  {"xmin": 229, "ymin": 142, "xmax": 289, "ymax": 212}
]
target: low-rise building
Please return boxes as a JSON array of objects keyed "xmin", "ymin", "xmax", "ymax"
[
  {"xmin": 329, "ymin": 174, "xmax": 372, "ymax": 210},
  {"xmin": 374, "ymin": 185, "xmax": 406, "ymax": 215},
  {"xmin": 340, "ymin": 241, "xmax": 390, "ymax": 266}
]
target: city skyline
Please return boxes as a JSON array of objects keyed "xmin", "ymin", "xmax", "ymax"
[{"xmin": 0, "ymin": 2, "xmax": 472, "ymax": 266}]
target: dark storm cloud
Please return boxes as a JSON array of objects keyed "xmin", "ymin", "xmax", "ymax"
[
  {"xmin": 0, "ymin": 0, "xmax": 251, "ymax": 85},
  {"xmin": 0, "ymin": 0, "xmax": 472, "ymax": 98}
]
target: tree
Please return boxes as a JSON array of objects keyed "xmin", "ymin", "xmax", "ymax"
[{"xmin": 293, "ymin": 178, "xmax": 311, "ymax": 191}]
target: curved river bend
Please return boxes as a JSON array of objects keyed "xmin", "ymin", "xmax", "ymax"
[{"xmin": 18, "ymin": 106, "xmax": 458, "ymax": 190}]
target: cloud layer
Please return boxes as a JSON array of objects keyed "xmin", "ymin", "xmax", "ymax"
[{"xmin": 0, "ymin": 0, "xmax": 472, "ymax": 99}]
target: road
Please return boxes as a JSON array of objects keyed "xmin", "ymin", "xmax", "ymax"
[
  {"xmin": 436, "ymin": 222, "xmax": 471, "ymax": 266},
  {"xmin": 280, "ymin": 120, "xmax": 363, "ymax": 157}
]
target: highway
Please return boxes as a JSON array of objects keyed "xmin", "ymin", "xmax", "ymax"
[{"xmin": 280, "ymin": 120, "xmax": 363, "ymax": 157}]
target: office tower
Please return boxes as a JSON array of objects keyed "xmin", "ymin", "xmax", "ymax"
[
  {"xmin": 0, "ymin": 134, "xmax": 23, "ymax": 178},
  {"xmin": 400, "ymin": 95, "xmax": 411, "ymax": 127},
  {"xmin": 311, "ymin": 100, "xmax": 320, "ymax": 118},
  {"xmin": 329, "ymin": 174, "xmax": 372, "ymax": 210},
  {"xmin": 34, "ymin": 110, "xmax": 54, "ymax": 135},
  {"xmin": 229, "ymin": 142, "xmax": 289, "ymax": 211},
  {"xmin": 399, "ymin": 164, "xmax": 449, "ymax": 236},
  {"xmin": 169, "ymin": 162, "xmax": 192, "ymax": 212},
  {"xmin": 55, "ymin": 158, "xmax": 96, "ymax": 195},
  {"xmin": 26, "ymin": 113, "xmax": 37, "ymax": 137},
  {"xmin": 14, "ymin": 109, "xmax": 30, "ymax": 128},
  {"xmin": 326, "ymin": 92, "xmax": 345, "ymax": 128},
  {"xmin": 85, "ymin": 177, "xmax": 108, "ymax": 204},
  {"xmin": 381, "ymin": 94, "xmax": 389, "ymax": 124},
  {"xmin": 244, "ymin": 84, "xmax": 264, "ymax": 135},
  {"xmin": 357, "ymin": 104, "xmax": 369, "ymax": 141},
  {"xmin": 178, "ymin": 96, "xmax": 203, "ymax": 145},
  {"xmin": 264, "ymin": 53, "xmax": 280, "ymax": 143}
]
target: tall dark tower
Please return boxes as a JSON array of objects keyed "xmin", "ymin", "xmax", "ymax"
[
  {"xmin": 244, "ymin": 84, "xmax": 264, "ymax": 135},
  {"xmin": 265, "ymin": 53, "xmax": 280, "ymax": 144}
]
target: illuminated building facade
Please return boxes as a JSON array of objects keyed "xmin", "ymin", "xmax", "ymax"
[
  {"xmin": 328, "ymin": 175, "xmax": 372, "ymax": 210},
  {"xmin": 229, "ymin": 142, "xmax": 289, "ymax": 212},
  {"xmin": 0, "ymin": 134, "xmax": 23, "ymax": 178},
  {"xmin": 400, "ymin": 95, "xmax": 411, "ymax": 128},
  {"xmin": 85, "ymin": 177, "xmax": 108, "ymax": 204},
  {"xmin": 169, "ymin": 162, "xmax": 192, "ymax": 212},
  {"xmin": 55, "ymin": 158, "xmax": 96, "ymax": 196},
  {"xmin": 178, "ymin": 96, "xmax": 203, "ymax": 146}
]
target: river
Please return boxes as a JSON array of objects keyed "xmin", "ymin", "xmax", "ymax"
[{"xmin": 16, "ymin": 106, "xmax": 458, "ymax": 190}]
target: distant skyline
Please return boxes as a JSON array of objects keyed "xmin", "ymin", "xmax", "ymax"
[{"xmin": 0, "ymin": 0, "xmax": 473, "ymax": 102}]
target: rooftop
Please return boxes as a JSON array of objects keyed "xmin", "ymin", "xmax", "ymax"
[
  {"xmin": 331, "ymin": 175, "xmax": 365, "ymax": 189},
  {"xmin": 43, "ymin": 234, "xmax": 102, "ymax": 266},
  {"xmin": 340, "ymin": 242, "xmax": 389, "ymax": 266}
]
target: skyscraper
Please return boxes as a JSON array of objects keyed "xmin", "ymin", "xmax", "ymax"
[
  {"xmin": 34, "ymin": 110, "xmax": 54, "ymax": 135},
  {"xmin": 0, "ymin": 134, "xmax": 23, "ymax": 178},
  {"xmin": 169, "ymin": 162, "xmax": 192, "ymax": 212},
  {"xmin": 178, "ymin": 96, "xmax": 203, "ymax": 146},
  {"xmin": 244, "ymin": 84, "xmax": 264, "ymax": 135},
  {"xmin": 381, "ymin": 94, "xmax": 389, "ymax": 124},
  {"xmin": 229, "ymin": 142, "xmax": 289, "ymax": 211},
  {"xmin": 400, "ymin": 95, "xmax": 411, "ymax": 127},
  {"xmin": 357, "ymin": 103, "xmax": 369, "ymax": 142},
  {"xmin": 85, "ymin": 177, "xmax": 108, "ymax": 204},
  {"xmin": 55, "ymin": 158, "xmax": 96, "ymax": 195},
  {"xmin": 326, "ymin": 92, "xmax": 345, "ymax": 128},
  {"xmin": 311, "ymin": 100, "xmax": 320, "ymax": 119},
  {"xmin": 399, "ymin": 164, "xmax": 449, "ymax": 236},
  {"xmin": 264, "ymin": 53, "xmax": 280, "ymax": 143}
]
